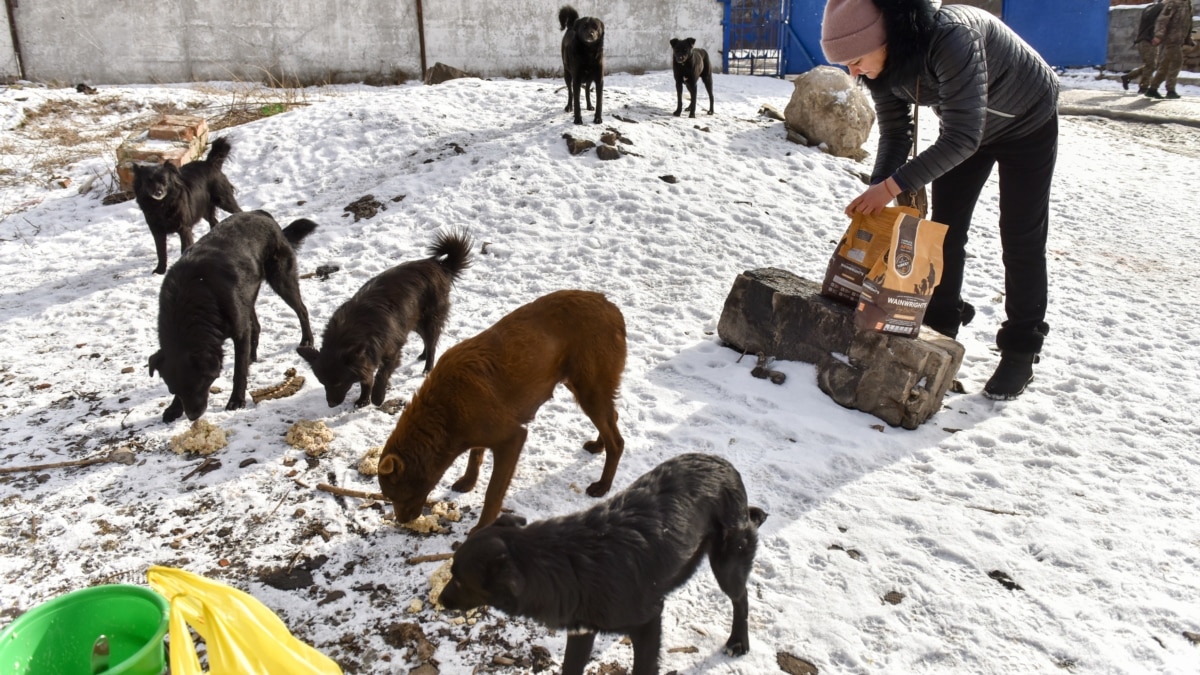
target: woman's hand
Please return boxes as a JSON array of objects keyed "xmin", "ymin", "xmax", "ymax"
[{"xmin": 845, "ymin": 177, "xmax": 901, "ymax": 216}]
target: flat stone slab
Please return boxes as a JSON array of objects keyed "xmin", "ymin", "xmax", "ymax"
[{"xmin": 717, "ymin": 267, "xmax": 964, "ymax": 429}]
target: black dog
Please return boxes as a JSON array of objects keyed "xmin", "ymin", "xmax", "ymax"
[
  {"xmin": 149, "ymin": 210, "xmax": 316, "ymax": 423},
  {"xmin": 670, "ymin": 38, "xmax": 714, "ymax": 118},
  {"xmin": 133, "ymin": 137, "xmax": 242, "ymax": 275},
  {"xmin": 297, "ymin": 231, "xmax": 473, "ymax": 408},
  {"xmin": 559, "ymin": 5, "xmax": 605, "ymax": 125},
  {"xmin": 440, "ymin": 453, "xmax": 768, "ymax": 675}
]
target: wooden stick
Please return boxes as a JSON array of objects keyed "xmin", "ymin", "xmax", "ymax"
[
  {"xmin": 317, "ymin": 482, "xmax": 385, "ymax": 501},
  {"xmin": 0, "ymin": 448, "xmax": 134, "ymax": 474},
  {"xmin": 406, "ymin": 552, "xmax": 453, "ymax": 565}
]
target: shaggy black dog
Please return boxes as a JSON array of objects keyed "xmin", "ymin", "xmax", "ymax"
[
  {"xmin": 559, "ymin": 5, "xmax": 605, "ymax": 125},
  {"xmin": 297, "ymin": 230, "xmax": 473, "ymax": 408},
  {"xmin": 133, "ymin": 136, "xmax": 242, "ymax": 274},
  {"xmin": 149, "ymin": 210, "xmax": 316, "ymax": 423},
  {"xmin": 439, "ymin": 453, "xmax": 768, "ymax": 675},
  {"xmin": 670, "ymin": 37, "xmax": 714, "ymax": 118}
]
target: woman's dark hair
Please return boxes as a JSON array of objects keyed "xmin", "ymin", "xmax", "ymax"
[{"xmin": 869, "ymin": 0, "xmax": 939, "ymax": 87}]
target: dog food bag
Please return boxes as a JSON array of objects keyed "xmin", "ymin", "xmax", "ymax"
[
  {"xmin": 854, "ymin": 210, "xmax": 949, "ymax": 337},
  {"xmin": 821, "ymin": 206, "xmax": 920, "ymax": 305}
]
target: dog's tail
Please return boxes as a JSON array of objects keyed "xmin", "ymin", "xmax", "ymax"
[
  {"xmin": 282, "ymin": 218, "xmax": 319, "ymax": 251},
  {"xmin": 206, "ymin": 137, "xmax": 233, "ymax": 168},
  {"xmin": 427, "ymin": 229, "xmax": 474, "ymax": 280},
  {"xmin": 559, "ymin": 5, "xmax": 578, "ymax": 30}
]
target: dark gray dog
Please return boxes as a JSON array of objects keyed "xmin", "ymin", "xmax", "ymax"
[
  {"xmin": 298, "ymin": 231, "xmax": 473, "ymax": 408},
  {"xmin": 671, "ymin": 38, "xmax": 714, "ymax": 118},
  {"xmin": 149, "ymin": 210, "xmax": 316, "ymax": 422},
  {"xmin": 559, "ymin": 5, "xmax": 605, "ymax": 125},
  {"xmin": 439, "ymin": 453, "xmax": 768, "ymax": 675},
  {"xmin": 132, "ymin": 137, "xmax": 241, "ymax": 275}
]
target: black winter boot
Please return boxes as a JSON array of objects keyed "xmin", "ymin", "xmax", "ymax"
[
  {"xmin": 984, "ymin": 352, "xmax": 1039, "ymax": 400},
  {"xmin": 1144, "ymin": 89, "xmax": 1163, "ymax": 99}
]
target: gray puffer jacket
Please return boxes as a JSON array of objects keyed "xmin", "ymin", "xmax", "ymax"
[{"xmin": 866, "ymin": 4, "xmax": 1059, "ymax": 191}]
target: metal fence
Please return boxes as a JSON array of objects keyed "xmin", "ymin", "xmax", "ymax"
[{"xmin": 723, "ymin": 0, "xmax": 789, "ymax": 76}]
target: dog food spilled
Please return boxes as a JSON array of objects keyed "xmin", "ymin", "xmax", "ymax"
[
  {"xmin": 357, "ymin": 445, "xmax": 383, "ymax": 475},
  {"xmin": 285, "ymin": 419, "xmax": 334, "ymax": 457},
  {"xmin": 249, "ymin": 367, "xmax": 305, "ymax": 404},
  {"xmin": 169, "ymin": 419, "xmax": 229, "ymax": 455},
  {"xmin": 398, "ymin": 501, "xmax": 463, "ymax": 534},
  {"xmin": 428, "ymin": 560, "xmax": 453, "ymax": 609}
]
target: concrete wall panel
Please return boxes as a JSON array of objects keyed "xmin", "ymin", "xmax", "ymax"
[{"xmin": 5, "ymin": 0, "xmax": 723, "ymax": 85}]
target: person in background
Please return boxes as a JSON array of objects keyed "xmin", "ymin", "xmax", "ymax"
[
  {"xmin": 1121, "ymin": 0, "xmax": 1164, "ymax": 95},
  {"xmin": 1144, "ymin": 0, "xmax": 1195, "ymax": 99},
  {"xmin": 821, "ymin": 0, "xmax": 1059, "ymax": 400}
]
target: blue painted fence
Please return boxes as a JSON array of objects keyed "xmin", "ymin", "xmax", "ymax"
[{"xmin": 727, "ymin": 0, "xmax": 1110, "ymax": 76}]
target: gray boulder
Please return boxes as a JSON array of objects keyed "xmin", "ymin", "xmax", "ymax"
[{"xmin": 783, "ymin": 66, "xmax": 875, "ymax": 160}]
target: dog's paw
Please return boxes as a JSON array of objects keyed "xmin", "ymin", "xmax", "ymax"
[
  {"xmin": 153, "ymin": 266, "xmax": 166, "ymax": 275},
  {"xmin": 582, "ymin": 439, "xmax": 604, "ymax": 454},
  {"xmin": 585, "ymin": 479, "xmax": 611, "ymax": 498},
  {"xmin": 724, "ymin": 637, "xmax": 750, "ymax": 657},
  {"xmin": 225, "ymin": 397, "xmax": 246, "ymax": 411}
]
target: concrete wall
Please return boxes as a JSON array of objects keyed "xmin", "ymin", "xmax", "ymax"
[
  {"xmin": 3, "ymin": 0, "xmax": 724, "ymax": 85},
  {"xmin": 0, "ymin": 5, "xmax": 18, "ymax": 80}
]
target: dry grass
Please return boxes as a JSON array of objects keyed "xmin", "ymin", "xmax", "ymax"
[{"xmin": 0, "ymin": 76, "xmax": 309, "ymax": 197}]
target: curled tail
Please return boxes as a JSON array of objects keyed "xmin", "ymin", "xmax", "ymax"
[
  {"xmin": 282, "ymin": 218, "xmax": 319, "ymax": 251},
  {"xmin": 428, "ymin": 230, "xmax": 474, "ymax": 280},
  {"xmin": 206, "ymin": 137, "xmax": 233, "ymax": 168},
  {"xmin": 559, "ymin": 5, "xmax": 579, "ymax": 30}
]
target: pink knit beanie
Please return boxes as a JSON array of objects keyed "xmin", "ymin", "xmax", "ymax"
[{"xmin": 821, "ymin": 0, "xmax": 887, "ymax": 64}]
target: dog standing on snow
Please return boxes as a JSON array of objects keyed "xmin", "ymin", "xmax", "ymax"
[
  {"xmin": 298, "ymin": 231, "xmax": 473, "ymax": 409},
  {"xmin": 150, "ymin": 210, "xmax": 316, "ymax": 423},
  {"xmin": 670, "ymin": 37, "xmax": 714, "ymax": 118},
  {"xmin": 439, "ymin": 453, "xmax": 768, "ymax": 675},
  {"xmin": 559, "ymin": 5, "xmax": 606, "ymax": 125},
  {"xmin": 132, "ymin": 137, "xmax": 242, "ymax": 274}
]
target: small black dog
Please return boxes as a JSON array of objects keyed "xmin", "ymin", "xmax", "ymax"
[
  {"xmin": 440, "ymin": 453, "xmax": 768, "ymax": 675},
  {"xmin": 149, "ymin": 210, "xmax": 316, "ymax": 423},
  {"xmin": 559, "ymin": 5, "xmax": 605, "ymax": 125},
  {"xmin": 670, "ymin": 38, "xmax": 714, "ymax": 118},
  {"xmin": 297, "ymin": 231, "xmax": 473, "ymax": 408},
  {"xmin": 132, "ymin": 137, "xmax": 242, "ymax": 275}
]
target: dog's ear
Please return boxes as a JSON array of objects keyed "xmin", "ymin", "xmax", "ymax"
[
  {"xmin": 487, "ymin": 549, "xmax": 525, "ymax": 599},
  {"xmin": 148, "ymin": 351, "xmax": 163, "ymax": 377},
  {"xmin": 670, "ymin": 38, "xmax": 680, "ymax": 49},
  {"xmin": 492, "ymin": 514, "xmax": 527, "ymax": 528},
  {"xmin": 296, "ymin": 344, "xmax": 320, "ymax": 365},
  {"xmin": 378, "ymin": 454, "xmax": 403, "ymax": 477},
  {"xmin": 162, "ymin": 162, "xmax": 180, "ymax": 174},
  {"xmin": 685, "ymin": 37, "xmax": 696, "ymax": 49}
]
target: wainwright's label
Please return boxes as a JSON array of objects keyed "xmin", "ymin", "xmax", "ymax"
[{"xmin": 855, "ymin": 211, "xmax": 949, "ymax": 337}]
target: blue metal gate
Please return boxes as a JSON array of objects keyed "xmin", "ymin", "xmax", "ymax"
[
  {"xmin": 768, "ymin": 0, "xmax": 1110, "ymax": 76},
  {"xmin": 723, "ymin": 0, "xmax": 790, "ymax": 76}
]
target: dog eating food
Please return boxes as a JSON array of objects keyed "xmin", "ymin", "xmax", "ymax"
[
  {"xmin": 376, "ymin": 289, "xmax": 627, "ymax": 531},
  {"xmin": 439, "ymin": 453, "xmax": 768, "ymax": 675},
  {"xmin": 149, "ymin": 210, "xmax": 316, "ymax": 422},
  {"xmin": 298, "ymin": 231, "xmax": 472, "ymax": 408}
]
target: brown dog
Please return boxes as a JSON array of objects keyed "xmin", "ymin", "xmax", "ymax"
[{"xmin": 377, "ymin": 290, "xmax": 626, "ymax": 530}]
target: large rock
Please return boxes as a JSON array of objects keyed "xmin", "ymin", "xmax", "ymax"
[
  {"xmin": 717, "ymin": 268, "xmax": 963, "ymax": 430},
  {"xmin": 423, "ymin": 62, "xmax": 471, "ymax": 85},
  {"xmin": 783, "ymin": 66, "xmax": 874, "ymax": 160}
]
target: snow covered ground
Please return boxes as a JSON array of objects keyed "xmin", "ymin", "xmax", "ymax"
[{"xmin": 0, "ymin": 67, "xmax": 1198, "ymax": 674}]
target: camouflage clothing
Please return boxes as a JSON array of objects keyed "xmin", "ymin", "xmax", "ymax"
[
  {"xmin": 1126, "ymin": 42, "xmax": 1161, "ymax": 91},
  {"xmin": 1154, "ymin": 0, "xmax": 1194, "ymax": 45},
  {"xmin": 1148, "ymin": 0, "xmax": 1194, "ymax": 94}
]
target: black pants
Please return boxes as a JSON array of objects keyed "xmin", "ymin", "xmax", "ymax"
[{"xmin": 926, "ymin": 113, "xmax": 1058, "ymax": 354}]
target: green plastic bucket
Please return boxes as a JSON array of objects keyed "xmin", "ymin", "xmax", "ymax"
[{"xmin": 0, "ymin": 584, "xmax": 169, "ymax": 675}]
